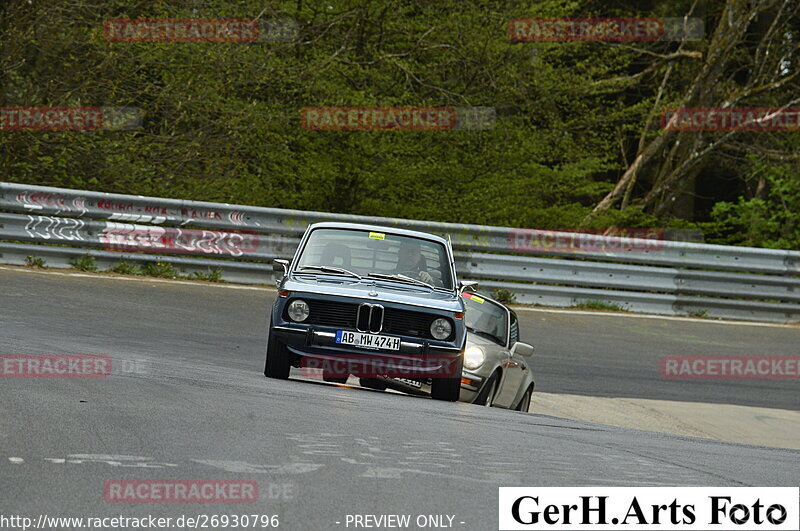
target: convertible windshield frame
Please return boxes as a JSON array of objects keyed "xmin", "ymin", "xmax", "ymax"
[{"xmin": 463, "ymin": 295, "xmax": 510, "ymax": 347}]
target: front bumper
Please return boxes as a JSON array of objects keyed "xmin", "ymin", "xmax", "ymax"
[
  {"xmin": 373, "ymin": 368, "xmax": 484, "ymax": 403},
  {"xmin": 272, "ymin": 325, "xmax": 463, "ymax": 377},
  {"xmin": 457, "ymin": 370, "xmax": 484, "ymax": 402}
]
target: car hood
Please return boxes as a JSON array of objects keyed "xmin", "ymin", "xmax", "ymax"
[{"xmin": 283, "ymin": 275, "xmax": 462, "ymax": 312}]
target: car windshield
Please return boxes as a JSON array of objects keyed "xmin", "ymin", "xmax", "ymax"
[
  {"xmin": 295, "ymin": 228, "xmax": 454, "ymax": 290},
  {"xmin": 463, "ymin": 293, "xmax": 507, "ymax": 345}
]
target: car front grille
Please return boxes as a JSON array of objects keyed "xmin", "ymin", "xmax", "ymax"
[
  {"xmin": 299, "ymin": 299, "xmax": 445, "ymax": 340},
  {"xmin": 304, "ymin": 300, "xmax": 358, "ymax": 328},
  {"xmin": 383, "ymin": 308, "xmax": 438, "ymax": 339}
]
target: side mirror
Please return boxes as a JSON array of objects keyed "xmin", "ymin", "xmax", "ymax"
[
  {"xmin": 273, "ymin": 259, "xmax": 289, "ymax": 273},
  {"xmin": 510, "ymin": 342, "xmax": 534, "ymax": 357},
  {"xmin": 458, "ymin": 280, "xmax": 479, "ymax": 294},
  {"xmin": 273, "ymin": 259, "xmax": 289, "ymax": 286}
]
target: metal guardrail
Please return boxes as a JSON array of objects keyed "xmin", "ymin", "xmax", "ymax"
[{"xmin": 1, "ymin": 182, "xmax": 798, "ymax": 323}]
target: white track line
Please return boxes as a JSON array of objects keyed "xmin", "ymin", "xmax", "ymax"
[
  {"xmin": 2, "ymin": 265, "xmax": 797, "ymax": 328},
  {"xmin": 513, "ymin": 306, "xmax": 799, "ymax": 329},
  {"xmin": 0, "ymin": 265, "xmax": 273, "ymax": 292}
]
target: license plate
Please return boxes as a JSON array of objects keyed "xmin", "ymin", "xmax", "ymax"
[
  {"xmin": 392, "ymin": 377, "xmax": 422, "ymax": 388},
  {"xmin": 335, "ymin": 330, "xmax": 401, "ymax": 351}
]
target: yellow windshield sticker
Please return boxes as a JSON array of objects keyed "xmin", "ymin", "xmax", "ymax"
[
  {"xmin": 369, "ymin": 232, "xmax": 385, "ymax": 240},
  {"xmin": 462, "ymin": 292, "xmax": 485, "ymax": 303}
]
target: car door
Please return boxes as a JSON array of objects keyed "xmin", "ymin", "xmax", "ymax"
[
  {"xmin": 505, "ymin": 311, "xmax": 530, "ymax": 405},
  {"xmin": 491, "ymin": 308, "xmax": 525, "ymax": 407}
]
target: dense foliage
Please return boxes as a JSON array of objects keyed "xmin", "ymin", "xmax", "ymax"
[{"xmin": 2, "ymin": 0, "xmax": 799, "ymax": 248}]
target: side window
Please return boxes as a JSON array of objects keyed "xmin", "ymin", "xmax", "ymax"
[{"xmin": 509, "ymin": 311, "xmax": 519, "ymax": 346}]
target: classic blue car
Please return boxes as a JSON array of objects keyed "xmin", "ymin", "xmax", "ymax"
[{"xmin": 264, "ymin": 222, "xmax": 470, "ymax": 401}]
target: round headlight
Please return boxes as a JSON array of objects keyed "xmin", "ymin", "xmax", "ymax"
[
  {"xmin": 287, "ymin": 299, "xmax": 310, "ymax": 322},
  {"xmin": 430, "ymin": 318, "xmax": 452, "ymax": 340},
  {"xmin": 464, "ymin": 345, "xmax": 485, "ymax": 370}
]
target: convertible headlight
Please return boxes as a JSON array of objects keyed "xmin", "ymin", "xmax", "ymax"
[
  {"xmin": 464, "ymin": 346, "xmax": 485, "ymax": 370},
  {"xmin": 287, "ymin": 299, "xmax": 310, "ymax": 322},
  {"xmin": 430, "ymin": 318, "xmax": 452, "ymax": 340}
]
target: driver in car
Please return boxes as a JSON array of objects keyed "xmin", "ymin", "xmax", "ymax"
[{"xmin": 396, "ymin": 241, "xmax": 435, "ymax": 284}]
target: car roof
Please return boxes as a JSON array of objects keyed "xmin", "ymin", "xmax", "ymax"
[{"xmin": 306, "ymin": 222, "xmax": 449, "ymax": 245}]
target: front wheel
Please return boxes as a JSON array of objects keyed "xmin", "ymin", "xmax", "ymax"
[
  {"xmin": 264, "ymin": 327, "xmax": 290, "ymax": 379},
  {"xmin": 322, "ymin": 373, "xmax": 349, "ymax": 384},
  {"xmin": 474, "ymin": 371, "xmax": 499, "ymax": 407},
  {"xmin": 430, "ymin": 356, "xmax": 463, "ymax": 402},
  {"xmin": 359, "ymin": 378, "xmax": 388, "ymax": 391},
  {"xmin": 515, "ymin": 385, "xmax": 533, "ymax": 412}
]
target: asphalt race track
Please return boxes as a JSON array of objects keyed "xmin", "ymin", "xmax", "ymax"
[
  {"xmin": 522, "ymin": 310, "xmax": 799, "ymax": 409},
  {"xmin": 1, "ymin": 267, "xmax": 798, "ymax": 530}
]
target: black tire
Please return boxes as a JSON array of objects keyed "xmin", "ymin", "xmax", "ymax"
[
  {"xmin": 474, "ymin": 371, "xmax": 500, "ymax": 407},
  {"xmin": 322, "ymin": 372, "xmax": 348, "ymax": 384},
  {"xmin": 431, "ymin": 356, "xmax": 463, "ymax": 402},
  {"xmin": 264, "ymin": 327, "xmax": 290, "ymax": 379},
  {"xmin": 359, "ymin": 378, "xmax": 388, "ymax": 391},
  {"xmin": 515, "ymin": 384, "xmax": 533, "ymax": 412}
]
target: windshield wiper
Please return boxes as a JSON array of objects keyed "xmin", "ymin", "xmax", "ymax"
[
  {"xmin": 366, "ymin": 273, "xmax": 434, "ymax": 289},
  {"xmin": 296, "ymin": 265, "xmax": 362, "ymax": 279}
]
